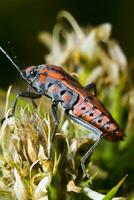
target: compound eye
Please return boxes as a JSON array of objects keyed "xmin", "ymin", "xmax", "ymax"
[{"xmin": 30, "ymin": 69, "xmax": 37, "ymax": 77}]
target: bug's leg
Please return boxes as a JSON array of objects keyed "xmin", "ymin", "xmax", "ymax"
[
  {"xmin": 65, "ymin": 110, "xmax": 103, "ymax": 178},
  {"xmin": 1, "ymin": 92, "xmax": 42, "ymax": 124},
  {"xmin": 7, "ymin": 92, "xmax": 41, "ymax": 117},
  {"xmin": 11, "ymin": 92, "xmax": 42, "ymax": 116},
  {"xmin": 49, "ymin": 101, "xmax": 59, "ymax": 158},
  {"xmin": 27, "ymin": 85, "xmax": 38, "ymax": 109},
  {"xmin": 81, "ymin": 135, "xmax": 103, "ymax": 178},
  {"xmin": 85, "ymin": 82, "xmax": 97, "ymax": 96}
]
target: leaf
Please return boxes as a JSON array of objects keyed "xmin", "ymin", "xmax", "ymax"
[{"xmin": 103, "ymin": 175, "xmax": 127, "ymax": 200}]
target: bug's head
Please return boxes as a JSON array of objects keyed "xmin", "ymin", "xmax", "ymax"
[
  {"xmin": 22, "ymin": 64, "xmax": 47, "ymax": 84},
  {"xmin": 22, "ymin": 66, "xmax": 38, "ymax": 83},
  {"xmin": 22, "ymin": 65, "xmax": 48, "ymax": 93}
]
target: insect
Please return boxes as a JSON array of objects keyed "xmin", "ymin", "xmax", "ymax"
[{"xmin": 0, "ymin": 46, "xmax": 125, "ymax": 177}]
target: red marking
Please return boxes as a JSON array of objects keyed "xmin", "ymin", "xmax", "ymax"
[
  {"xmin": 39, "ymin": 67, "xmax": 48, "ymax": 74},
  {"xmin": 107, "ymin": 123, "xmax": 118, "ymax": 132},
  {"xmin": 73, "ymin": 98, "xmax": 93, "ymax": 116},
  {"xmin": 92, "ymin": 115, "xmax": 110, "ymax": 128},
  {"xmin": 48, "ymin": 85, "xmax": 60, "ymax": 93},
  {"xmin": 82, "ymin": 108, "xmax": 101, "ymax": 121},
  {"xmin": 47, "ymin": 71, "xmax": 64, "ymax": 80},
  {"xmin": 38, "ymin": 67, "xmax": 48, "ymax": 83},
  {"xmin": 39, "ymin": 74, "xmax": 47, "ymax": 84},
  {"xmin": 61, "ymin": 93, "xmax": 72, "ymax": 103}
]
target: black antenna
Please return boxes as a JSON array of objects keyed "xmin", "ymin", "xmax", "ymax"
[{"xmin": 0, "ymin": 46, "xmax": 23, "ymax": 77}]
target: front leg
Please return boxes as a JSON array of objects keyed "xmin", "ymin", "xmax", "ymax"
[
  {"xmin": 11, "ymin": 92, "xmax": 42, "ymax": 115},
  {"xmin": 27, "ymin": 85, "xmax": 38, "ymax": 109},
  {"xmin": 1, "ymin": 92, "xmax": 42, "ymax": 124}
]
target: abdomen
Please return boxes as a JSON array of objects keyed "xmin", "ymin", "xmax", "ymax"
[{"xmin": 72, "ymin": 95, "xmax": 124, "ymax": 141}]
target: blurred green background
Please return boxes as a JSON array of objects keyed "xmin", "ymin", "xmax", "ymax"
[{"xmin": 0, "ymin": 0, "xmax": 134, "ymax": 88}]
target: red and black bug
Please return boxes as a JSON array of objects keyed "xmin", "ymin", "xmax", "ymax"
[{"xmin": 0, "ymin": 46, "xmax": 125, "ymax": 177}]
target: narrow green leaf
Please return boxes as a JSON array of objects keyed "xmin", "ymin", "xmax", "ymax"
[{"xmin": 103, "ymin": 175, "xmax": 128, "ymax": 200}]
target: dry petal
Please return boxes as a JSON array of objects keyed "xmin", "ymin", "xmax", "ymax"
[
  {"xmin": 67, "ymin": 180, "xmax": 81, "ymax": 193},
  {"xmin": 13, "ymin": 168, "xmax": 27, "ymax": 200}
]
